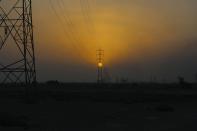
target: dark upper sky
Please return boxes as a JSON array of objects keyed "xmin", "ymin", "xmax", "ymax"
[{"xmin": 1, "ymin": 0, "xmax": 197, "ymax": 82}]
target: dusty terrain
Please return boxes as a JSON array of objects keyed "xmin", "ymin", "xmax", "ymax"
[{"xmin": 0, "ymin": 84, "xmax": 197, "ymax": 131}]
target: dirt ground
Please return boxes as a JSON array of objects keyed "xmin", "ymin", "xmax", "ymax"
[{"xmin": 0, "ymin": 86, "xmax": 197, "ymax": 131}]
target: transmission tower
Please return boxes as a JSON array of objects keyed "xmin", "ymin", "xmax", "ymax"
[
  {"xmin": 97, "ymin": 49, "xmax": 104, "ymax": 83},
  {"xmin": 0, "ymin": 0, "xmax": 36, "ymax": 84}
]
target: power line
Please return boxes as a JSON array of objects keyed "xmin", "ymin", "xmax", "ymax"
[
  {"xmin": 48, "ymin": 0, "xmax": 90, "ymax": 64},
  {"xmin": 56, "ymin": 0, "xmax": 93, "ymax": 59},
  {"xmin": 49, "ymin": 0, "xmax": 76, "ymax": 45},
  {"xmin": 80, "ymin": 0, "xmax": 95, "ymax": 34},
  {"xmin": 48, "ymin": 0, "xmax": 82, "ymax": 56},
  {"xmin": 57, "ymin": 0, "xmax": 80, "ymax": 43},
  {"xmin": 58, "ymin": 0, "xmax": 86, "ymax": 49}
]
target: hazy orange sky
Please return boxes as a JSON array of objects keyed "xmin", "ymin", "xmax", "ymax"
[{"xmin": 2, "ymin": 0, "xmax": 197, "ymax": 82}]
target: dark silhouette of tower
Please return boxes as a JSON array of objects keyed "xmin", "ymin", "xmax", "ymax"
[
  {"xmin": 97, "ymin": 49, "xmax": 104, "ymax": 83},
  {"xmin": 0, "ymin": 0, "xmax": 36, "ymax": 84}
]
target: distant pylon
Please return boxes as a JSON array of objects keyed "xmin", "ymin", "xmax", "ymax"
[
  {"xmin": 0, "ymin": 0, "xmax": 36, "ymax": 84},
  {"xmin": 97, "ymin": 49, "xmax": 104, "ymax": 83}
]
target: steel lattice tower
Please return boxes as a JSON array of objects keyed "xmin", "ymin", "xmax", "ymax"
[
  {"xmin": 0, "ymin": 0, "xmax": 36, "ymax": 84},
  {"xmin": 97, "ymin": 49, "xmax": 104, "ymax": 83}
]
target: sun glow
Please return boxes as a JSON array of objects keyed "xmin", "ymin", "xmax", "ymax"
[
  {"xmin": 34, "ymin": 0, "xmax": 197, "ymax": 69},
  {"xmin": 98, "ymin": 62, "xmax": 103, "ymax": 68}
]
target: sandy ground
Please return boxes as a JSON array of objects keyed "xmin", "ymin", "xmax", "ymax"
[
  {"xmin": 0, "ymin": 86, "xmax": 197, "ymax": 131},
  {"xmin": 0, "ymin": 99, "xmax": 197, "ymax": 131}
]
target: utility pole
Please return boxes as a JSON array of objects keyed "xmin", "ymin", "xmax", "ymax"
[
  {"xmin": 0, "ymin": 0, "xmax": 36, "ymax": 84},
  {"xmin": 97, "ymin": 49, "xmax": 104, "ymax": 83}
]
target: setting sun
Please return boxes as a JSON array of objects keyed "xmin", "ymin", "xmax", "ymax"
[
  {"xmin": 1, "ymin": 1, "xmax": 197, "ymax": 130},
  {"xmin": 4, "ymin": 0, "xmax": 196, "ymax": 82},
  {"xmin": 98, "ymin": 62, "xmax": 103, "ymax": 68}
]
